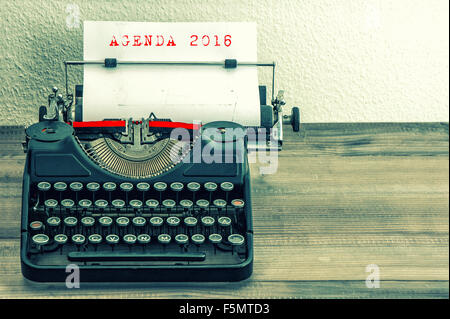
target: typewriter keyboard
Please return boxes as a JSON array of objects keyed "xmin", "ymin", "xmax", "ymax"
[{"xmin": 26, "ymin": 181, "xmax": 249, "ymax": 266}]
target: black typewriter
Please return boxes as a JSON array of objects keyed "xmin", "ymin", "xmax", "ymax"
[{"xmin": 20, "ymin": 59, "xmax": 299, "ymax": 282}]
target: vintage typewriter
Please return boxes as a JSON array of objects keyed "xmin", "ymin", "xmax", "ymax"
[{"xmin": 21, "ymin": 58, "xmax": 300, "ymax": 282}]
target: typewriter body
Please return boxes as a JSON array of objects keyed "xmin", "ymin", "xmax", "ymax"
[{"xmin": 21, "ymin": 58, "xmax": 299, "ymax": 282}]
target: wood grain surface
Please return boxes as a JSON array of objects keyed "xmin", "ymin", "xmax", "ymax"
[{"xmin": 0, "ymin": 123, "xmax": 448, "ymax": 298}]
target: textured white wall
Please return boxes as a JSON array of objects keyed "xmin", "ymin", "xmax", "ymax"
[{"xmin": 0, "ymin": 0, "xmax": 448, "ymax": 125}]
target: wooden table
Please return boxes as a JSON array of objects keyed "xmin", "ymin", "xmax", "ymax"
[{"xmin": 0, "ymin": 123, "xmax": 448, "ymax": 298}]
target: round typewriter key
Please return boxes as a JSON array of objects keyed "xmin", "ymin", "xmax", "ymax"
[
  {"xmin": 180, "ymin": 199, "xmax": 193, "ymax": 210},
  {"xmin": 102, "ymin": 182, "xmax": 116, "ymax": 192},
  {"xmin": 54, "ymin": 182, "xmax": 67, "ymax": 192},
  {"xmin": 64, "ymin": 216, "xmax": 78, "ymax": 227},
  {"xmin": 120, "ymin": 182, "xmax": 134, "ymax": 192},
  {"xmin": 213, "ymin": 199, "xmax": 227, "ymax": 209},
  {"xmin": 37, "ymin": 181, "xmax": 51, "ymax": 192},
  {"xmin": 150, "ymin": 216, "xmax": 164, "ymax": 227},
  {"xmin": 137, "ymin": 234, "xmax": 151, "ymax": 245},
  {"xmin": 30, "ymin": 221, "xmax": 44, "ymax": 231},
  {"xmin": 191, "ymin": 234, "xmax": 205, "ymax": 245},
  {"xmin": 44, "ymin": 199, "xmax": 58, "ymax": 209},
  {"xmin": 47, "ymin": 216, "xmax": 61, "ymax": 227},
  {"xmin": 170, "ymin": 182, "xmax": 184, "ymax": 192},
  {"xmin": 116, "ymin": 216, "xmax": 130, "ymax": 227},
  {"xmin": 78, "ymin": 199, "xmax": 92, "ymax": 209},
  {"xmin": 175, "ymin": 234, "xmax": 189, "ymax": 245},
  {"xmin": 162, "ymin": 199, "xmax": 176, "ymax": 210},
  {"xmin": 145, "ymin": 199, "xmax": 159, "ymax": 209},
  {"xmin": 184, "ymin": 216, "xmax": 198, "ymax": 227},
  {"xmin": 228, "ymin": 234, "xmax": 245, "ymax": 246},
  {"xmin": 88, "ymin": 234, "xmax": 102, "ymax": 245},
  {"xmin": 123, "ymin": 234, "xmax": 137, "ymax": 245},
  {"xmin": 69, "ymin": 182, "xmax": 83, "ymax": 192},
  {"xmin": 218, "ymin": 216, "xmax": 232, "ymax": 227},
  {"xmin": 99, "ymin": 216, "xmax": 113, "ymax": 227},
  {"xmin": 209, "ymin": 233, "xmax": 222, "ymax": 244},
  {"xmin": 81, "ymin": 216, "xmax": 95, "ymax": 227},
  {"xmin": 132, "ymin": 216, "xmax": 146, "ymax": 227},
  {"xmin": 54, "ymin": 234, "xmax": 68, "ymax": 245},
  {"xmin": 61, "ymin": 199, "xmax": 75, "ymax": 209},
  {"xmin": 32, "ymin": 234, "xmax": 49, "ymax": 246},
  {"xmin": 204, "ymin": 182, "xmax": 217, "ymax": 192},
  {"xmin": 136, "ymin": 182, "xmax": 150, "ymax": 192},
  {"xmin": 130, "ymin": 199, "xmax": 143, "ymax": 209},
  {"xmin": 94, "ymin": 199, "xmax": 108, "ymax": 209},
  {"xmin": 72, "ymin": 234, "xmax": 86, "ymax": 245},
  {"xmin": 111, "ymin": 199, "xmax": 125, "ymax": 209},
  {"xmin": 106, "ymin": 234, "xmax": 120, "ymax": 246},
  {"xmin": 157, "ymin": 234, "xmax": 171, "ymax": 245},
  {"xmin": 201, "ymin": 216, "xmax": 215, "ymax": 227},
  {"xmin": 231, "ymin": 199, "xmax": 245, "ymax": 209},
  {"xmin": 86, "ymin": 182, "xmax": 100, "ymax": 192},
  {"xmin": 187, "ymin": 182, "xmax": 200, "ymax": 192},
  {"xmin": 167, "ymin": 216, "xmax": 181, "ymax": 227},
  {"xmin": 220, "ymin": 182, "xmax": 234, "ymax": 192},
  {"xmin": 154, "ymin": 182, "xmax": 167, "ymax": 192},
  {"xmin": 196, "ymin": 199, "xmax": 209, "ymax": 209}
]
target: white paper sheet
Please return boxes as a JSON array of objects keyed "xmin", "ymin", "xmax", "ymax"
[{"xmin": 82, "ymin": 21, "xmax": 260, "ymax": 126}]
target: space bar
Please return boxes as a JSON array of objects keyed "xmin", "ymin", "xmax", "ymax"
[{"xmin": 68, "ymin": 251, "xmax": 206, "ymax": 262}]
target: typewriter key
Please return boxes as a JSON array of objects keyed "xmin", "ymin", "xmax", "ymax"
[
  {"xmin": 88, "ymin": 234, "xmax": 102, "ymax": 245},
  {"xmin": 184, "ymin": 216, "xmax": 198, "ymax": 227},
  {"xmin": 167, "ymin": 216, "xmax": 181, "ymax": 227},
  {"xmin": 30, "ymin": 221, "xmax": 44, "ymax": 232},
  {"xmin": 106, "ymin": 234, "xmax": 120, "ymax": 249},
  {"xmin": 95, "ymin": 199, "xmax": 108, "ymax": 210},
  {"xmin": 204, "ymin": 182, "xmax": 217, "ymax": 192},
  {"xmin": 120, "ymin": 182, "xmax": 134, "ymax": 192},
  {"xmin": 231, "ymin": 199, "xmax": 245, "ymax": 209},
  {"xmin": 54, "ymin": 182, "xmax": 67, "ymax": 192},
  {"xmin": 130, "ymin": 199, "xmax": 143, "ymax": 210},
  {"xmin": 54, "ymin": 234, "xmax": 68, "ymax": 245},
  {"xmin": 112, "ymin": 199, "xmax": 125, "ymax": 210},
  {"xmin": 137, "ymin": 182, "xmax": 150, "ymax": 192},
  {"xmin": 154, "ymin": 182, "xmax": 167, "ymax": 192},
  {"xmin": 123, "ymin": 234, "xmax": 137, "ymax": 246},
  {"xmin": 61, "ymin": 199, "xmax": 75, "ymax": 210},
  {"xmin": 78, "ymin": 199, "xmax": 92, "ymax": 209},
  {"xmin": 196, "ymin": 199, "xmax": 209, "ymax": 210},
  {"xmin": 180, "ymin": 199, "xmax": 193, "ymax": 210},
  {"xmin": 170, "ymin": 182, "xmax": 184, "ymax": 192},
  {"xmin": 72, "ymin": 234, "xmax": 86, "ymax": 245},
  {"xmin": 191, "ymin": 234, "xmax": 205, "ymax": 245},
  {"xmin": 137, "ymin": 234, "xmax": 151, "ymax": 245},
  {"xmin": 64, "ymin": 216, "xmax": 78, "ymax": 227},
  {"xmin": 37, "ymin": 181, "xmax": 51, "ymax": 192},
  {"xmin": 201, "ymin": 216, "xmax": 215, "ymax": 227},
  {"xmin": 32, "ymin": 234, "xmax": 49, "ymax": 249},
  {"xmin": 157, "ymin": 234, "xmax": 171, "ymax": 245},
  {"xmin": 81, "ymin": 216, "xmax": 95, "ymax": 227},
  {"xmin": 146, "ymin": 199, "xmax": 159, "ymax": 210},
  {"xmin": 44, "ymin": 199, "xmax": 58, "ymax": 210},
  {"xmin": 132, "ymin": 216, "xmax": 146, "ymax": 227},
  {"xmin": 99, "ymin": 216, "xmax": 113, "ymax": 227},
  {"xmin": 162, "ymin": 199, "xmax": 176, "ymax": 210},
  {"xmin": 209, "ymin": 233, "xmax": 222, "ymax": 244},
  {"xmin": 102, "ymin": 182, "xmax": 117, "ymax": 192},
  {"xmin": 175, "ymin": 233, "xmax": 189, "ymax": 245},
  {"xmin": 220, "ymin": 182, "xmax": 234, "ymax": 192},
  {"xmin": 213, "ymin": 199, "xmax": 227, "ymax": 209},
  {"xmin": 218, "ymin": 216, "xmax": 232, "ymax": 227},
  {"xmin": 187, "ymin": 182, "xmax": 200, "ymax": 192},
  {"xmin": 86, "ymin": 182, "xmax": 100, "ymax": 192},
  {"xmin": 69, "ymin": 182, "xmax": 83, "ymax": 192},
  {"xmin": 228, "ymin": 234, "xmax": 245, "ymax": 246},
  {"xmin": 47, "ymin": 216, "xmax": 61, "ymax": 227},
  {"xmin": 150, "ymin": 216, "xmax": 164, "ymax": 227},
  {"xmin": 116, "ymin": 217, "xmax": 130, "ymax": 227}
]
